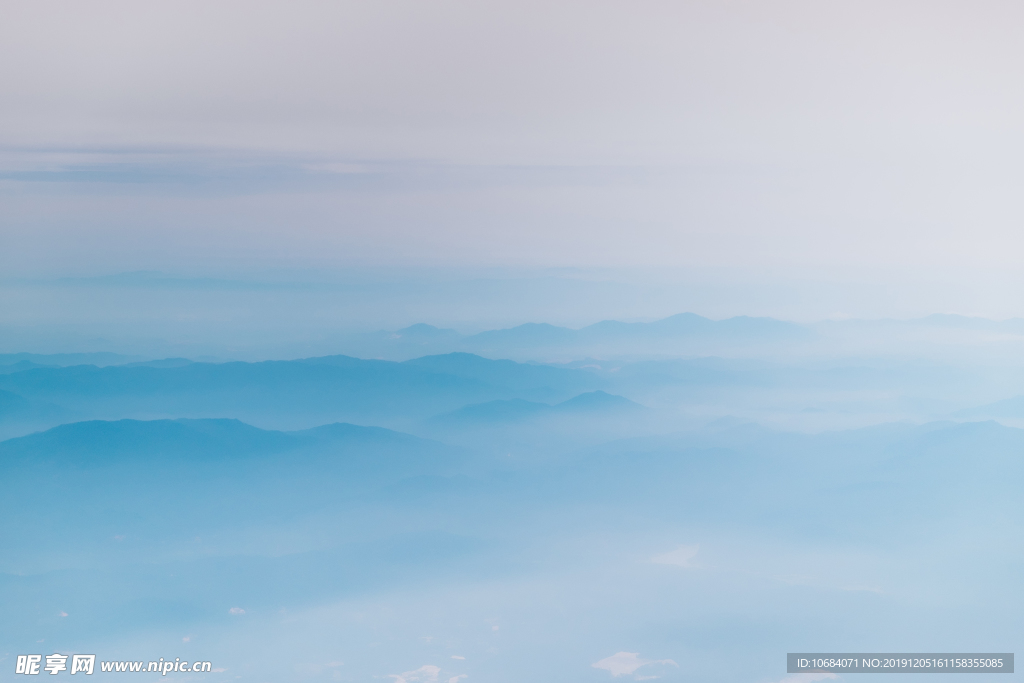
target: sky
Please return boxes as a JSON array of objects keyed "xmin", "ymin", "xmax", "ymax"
[{"xmin": 3, "ymin": 1, "xmax": 1024, "ymax": 319}]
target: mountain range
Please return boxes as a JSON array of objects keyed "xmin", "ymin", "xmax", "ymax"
[
  {"xmin": 337, "ymin": 313, "xmax": 811, "ymax": 360},
  {"xmin": 0, "ymin": 352, "xmax": 603, "ymax": 439}
]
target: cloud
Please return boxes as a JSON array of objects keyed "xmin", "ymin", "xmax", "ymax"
[
  {"xmin": 388, "ymin": 665, "xmax": 440, "ymax": 683},
  {"xmin": 591, "ymin": 652, "xmax": 678, "ymax": 677},
  {"xmin": 228, "ymin": 607, "xmax": 245, "ymax": 615},
  {"xmin": 450, "ymin": 656, "xmax": 465, "ymax": 660},
  {"xmin": 447, "ymin": 676, "xmax": 467, "ymax": 683},
  {"xmin": 770, "ymin": 674, "xmax": 838, "ymax": 683},
  {"xmin": 650, "ymin": 545, "xmax": 699, "ymax": 568}
]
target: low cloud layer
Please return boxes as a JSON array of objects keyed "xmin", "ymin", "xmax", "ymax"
[{"xmin": 592, "ymin": 652, "xmax": 678, "ymax": 678}]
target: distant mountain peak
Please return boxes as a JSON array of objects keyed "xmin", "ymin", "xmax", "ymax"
[
  {"xmin": 393, "ymin": 323, "xmax": 461, "ymax": 339},
  {"xmin": 555, "ymin": 390, "xmax": 642, "ymax": 412},
  {"xmin": 433, "ymin": 398, "xmax": 553, "ymax": 424}
]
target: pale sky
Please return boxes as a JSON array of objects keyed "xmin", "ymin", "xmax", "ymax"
[{"xmin": 3, "ymin": 1, "xmax": 1024, "ymax": 286}]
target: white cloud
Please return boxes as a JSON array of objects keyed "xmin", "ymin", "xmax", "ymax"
[
  {"xmin": 592, "ymin": 652, "xmax": 678, "ymax": 677},
  {"xmin": 448, "ymin": 676, "xmax": 467, "ymax": 683},
  {"xmin": 651, "ymin": 545, "xmax": 699, "ymax": 568},
  {"xmin": 228, "ymin": 607, "xmax": 245, "ymax": 615},
  {"xmin": 388, "ymin": 665, "xmax": 440, "ymax": 683},
  {"xmin": 770, "ymin": 674, "xmax": 838, "ymax": 683}
]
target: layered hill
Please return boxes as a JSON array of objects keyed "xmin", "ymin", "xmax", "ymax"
[
  {"xmin": 336, "ymin": 313, "xmax": 811, "ymax": 360},
  {"xmin": 0, "ymin": 352, "xmax": 601, "ymax": 437}
]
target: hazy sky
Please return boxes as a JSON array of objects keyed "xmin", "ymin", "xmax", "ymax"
[{"xmin": 3, "ymin": 2, "xmax": 1024, "ymax": 304}]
